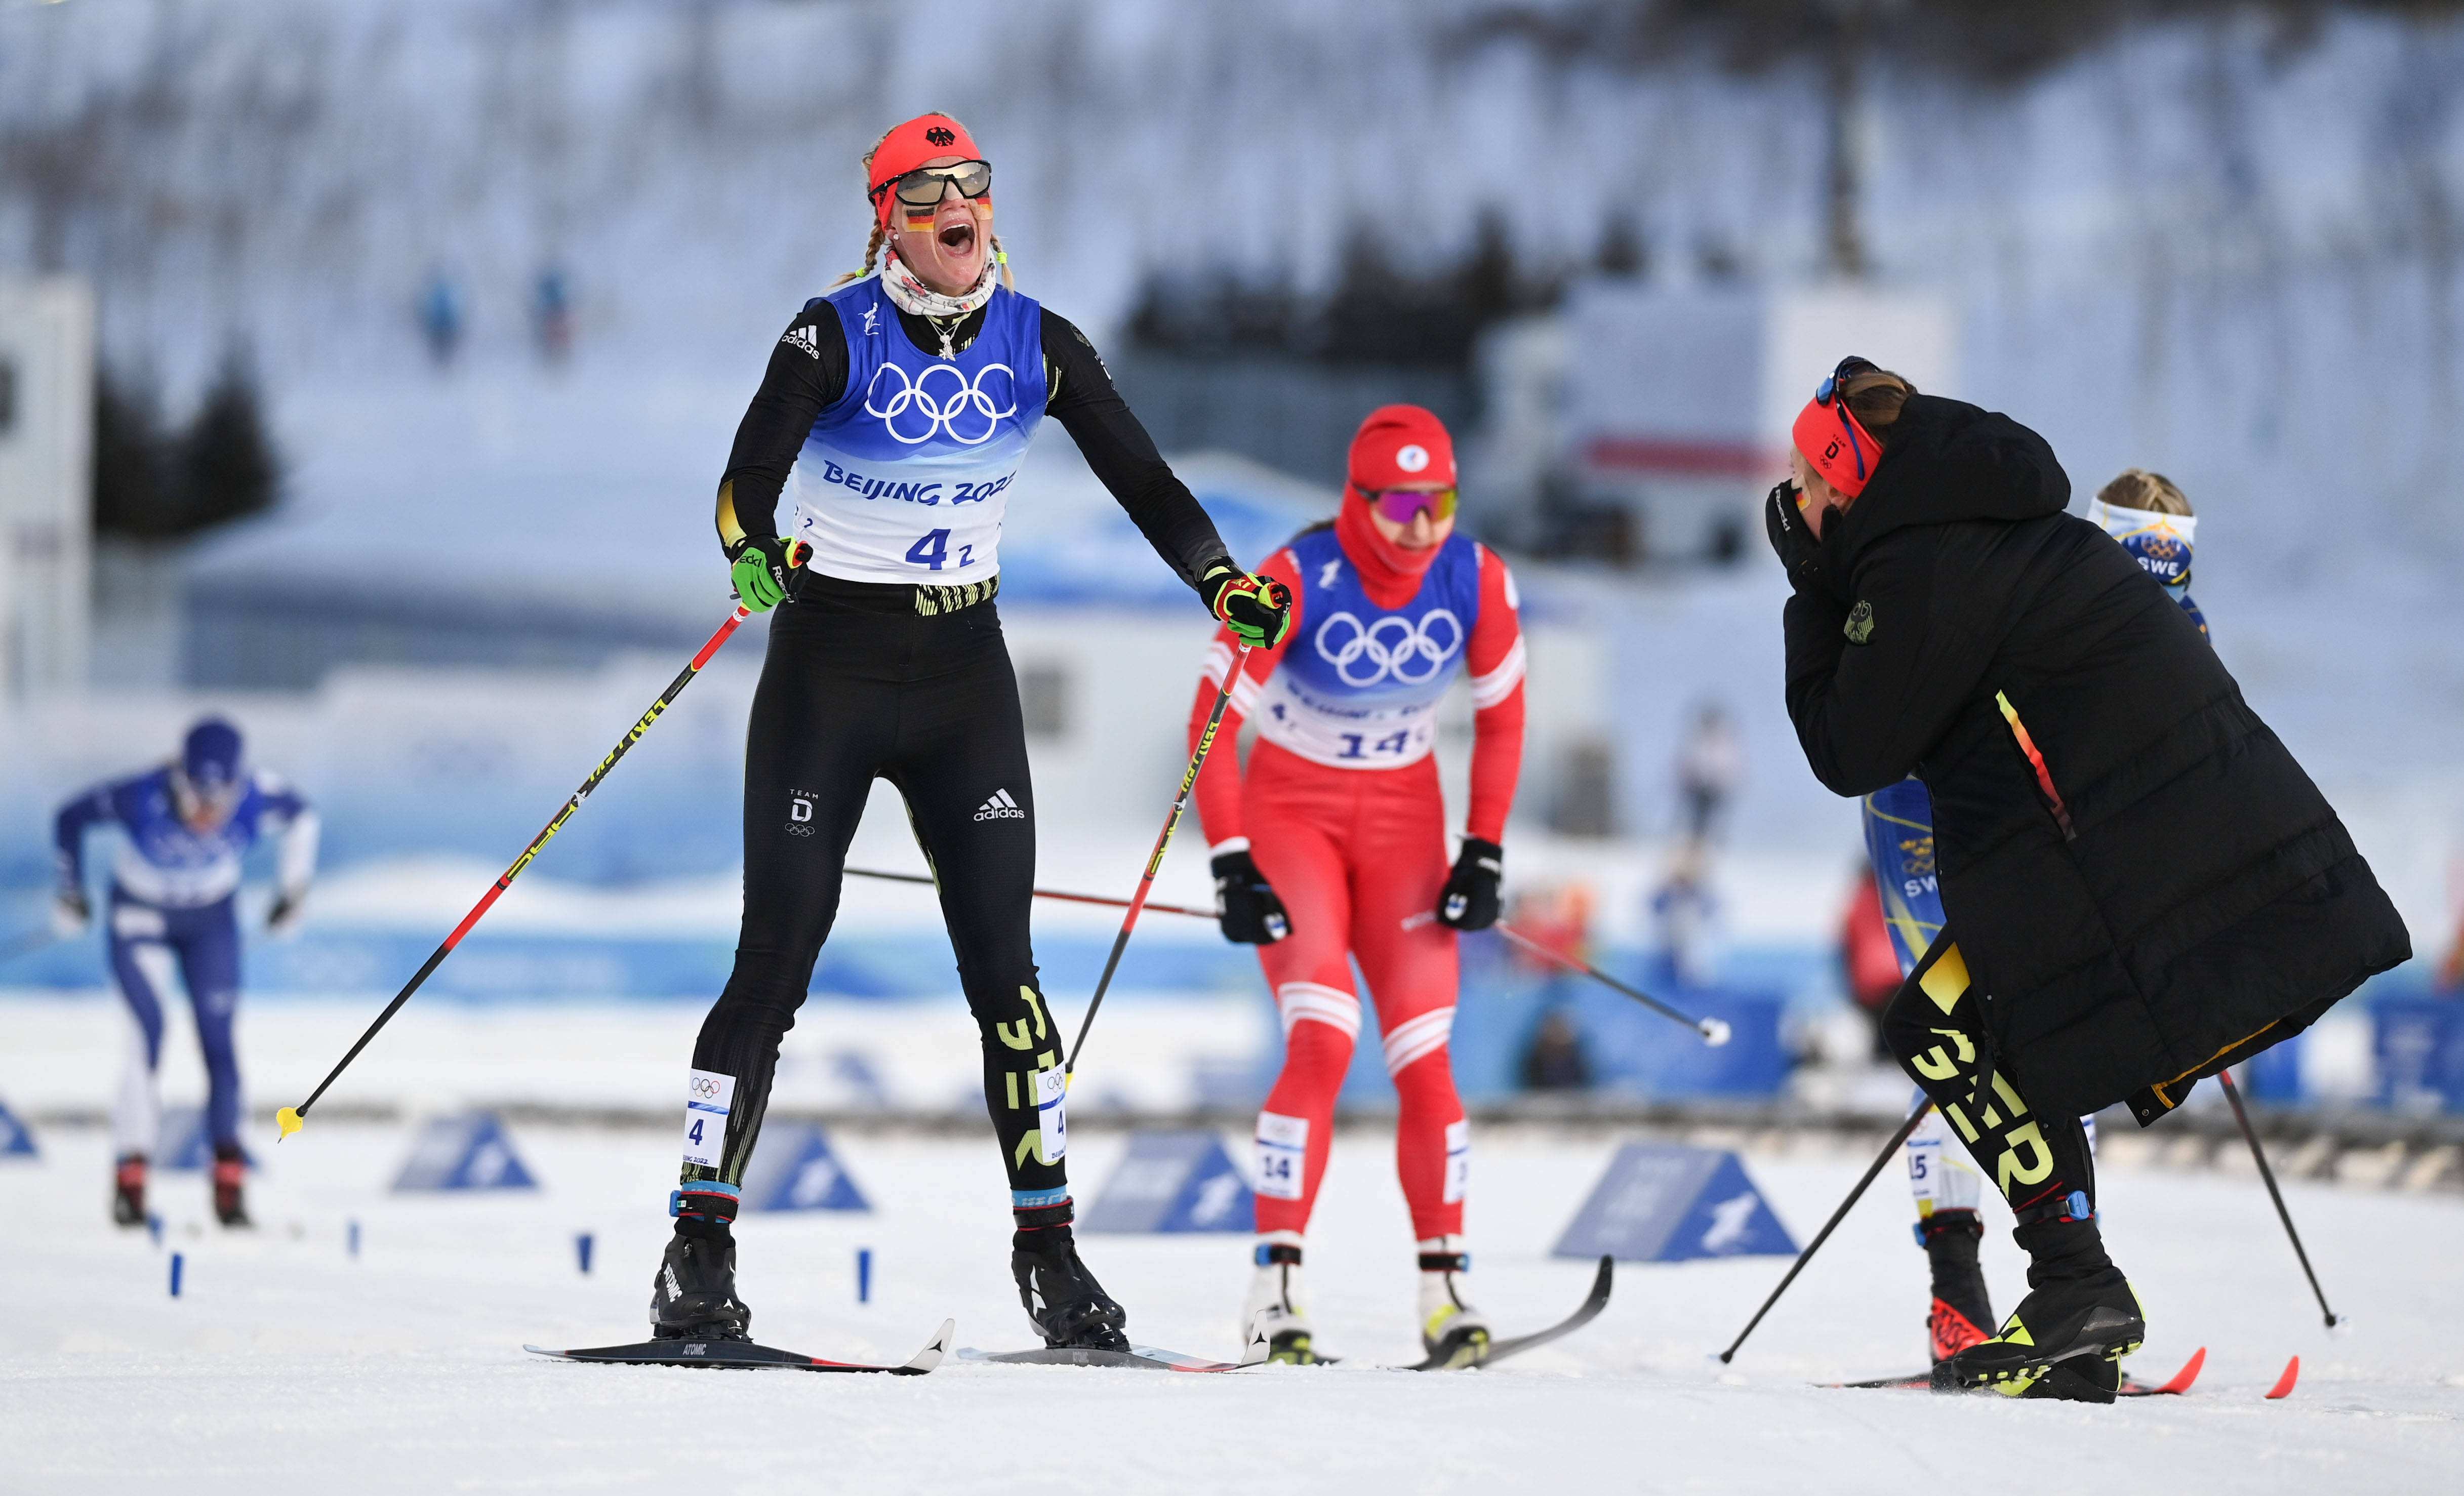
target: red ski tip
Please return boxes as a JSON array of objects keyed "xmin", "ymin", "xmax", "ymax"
[
  {"xmin": 2153, "ymin": 1347, "xmax": 2204, "ymax": 1394},
  {"xmin": 2265, "ymin": 1355, "xmax": 2299, "ymax": 1400}
]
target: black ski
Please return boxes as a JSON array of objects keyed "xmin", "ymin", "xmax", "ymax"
[
  {"xmin": 1396, "ymin": 1256, "xmax": 1614, "ymax": 1372},
  {"xmin": 959, "ymin": 1327, "xmax": 1269, "ymax": 1374},
  {"xmin": 525, "ymin": 1317, "xmax": 953, "ymax": 1375},
  {"xmin": 1824, "ymin": 1346, "xmax": 2205, "ymax": 1397}
]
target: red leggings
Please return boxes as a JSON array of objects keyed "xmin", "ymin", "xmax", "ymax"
[{"xmin": 1246, "ymin": 743, "xmax": 1466, "ymax": 1241}]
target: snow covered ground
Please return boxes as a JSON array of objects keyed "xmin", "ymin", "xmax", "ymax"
[{"xmin": 4, "ymin": 1120, "xmax": 2459, "ymax": 1494}]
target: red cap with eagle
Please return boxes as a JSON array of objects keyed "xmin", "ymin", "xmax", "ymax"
[
  {"xmin": 1346, "ymin": 404, "xmax": 1457, "ymax": 501},
  {"xmin": 867, "ymin": 113, "xmax": 983, "ymax": 230}
]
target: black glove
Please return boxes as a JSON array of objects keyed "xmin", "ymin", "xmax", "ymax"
[
  {"xmin": 1437, "ymin": 837, "xmax": 1504, "ymax": 931},
  {"xmin": 1764, "ymin": 481, "xmax": 1826, "ymax": 588},
  {"xmin": 1211, "ymin": 846, "xmax": 1290, "ymax": 944},
  {"xmin": 267, "ymin": 889, "xmax": 307, "ymax": 937}
]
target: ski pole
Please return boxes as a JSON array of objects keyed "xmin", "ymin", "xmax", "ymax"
[
  {"xmin": 0, "ymin": 928, "xmax": 57, "ymax": 966},
  {"xmin": 2216, "ymin": 1067, "xmax": 2341, "ymax": 1328},
  {"xmin": 1064, "ymin": 644, "xmax": 1249, "ymax": 1078},
  {"xmin": 1718, "ymin": 1100, "xmax": 1931, "ymax": 1363},
  {"xmin": 1492, "ymin": 922, "xmax": 1732, "ymax": 1046},
  {"xmin": 276, "ymin": 600, "xmax": 761, "ymax": 1141},
  {"xmin": 842, "ymin": 864, "xmax": 1217, "ymax": 923}
]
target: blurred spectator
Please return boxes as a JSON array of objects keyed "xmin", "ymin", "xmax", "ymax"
[
  {"xmin": 534, "ymin": 265, "xmax": 574, "ymax": 363},
  {"xmin": 1675, "ymin": 702, "xmax": 1742, "ymax": 848},
  {"xmin": 1649, "ymin": 841, "xmax": 1720, "ymax": 988},
  {"xmin": 1518, "ymin": 1008, "xmax": 1593, "ymax": 1091},
  {"xmin": 1839, "ymin": 866, "xmax": 1901, "ymax": 1057},
  {"xmin": 417, "ymin": 268, "xmax": 464, "ymax": 367}
]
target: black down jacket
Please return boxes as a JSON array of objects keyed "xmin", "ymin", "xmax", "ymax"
[{"xmin": 1782, "ymin": 394, "xmax": 2409, "ymax": 1123}]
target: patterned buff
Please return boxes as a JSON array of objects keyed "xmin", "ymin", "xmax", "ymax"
[
  {"xmin": 879, "ymin": 245, "xmax": 999, "ymax": 321},
  {"xmin": 2084, "ymin": 498, "xmax": 2196, "ymax": 590}
]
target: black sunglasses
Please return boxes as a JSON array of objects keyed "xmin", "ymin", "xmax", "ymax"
[{"xmin": 870, "ymin": 159, "xmax": 993, "ymax": 210}]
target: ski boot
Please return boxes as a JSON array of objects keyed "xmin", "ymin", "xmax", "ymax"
[
  {"xmin": 650, "ymin": 1221, "xmax": 753, "ymax": 1341},
  {"xmin": 212, "ymin": 1146, "xmax": 252, "ymax": 1229},
  {"xmin": 1918, "ymin": 1208, "xmax": 1993, "ymax": 1364},
  {"xmin": 1013, "ymin": 1224, "xmax": 1129, "ymax": 1350},
  {"xmin": 1242, "ymin": 1233, "xmax": 1326, "ymax": 1364},
  {"xmin": 112, "ymin": 1154, "xmax": 147, "ymax": 1229},
  {"xmin": 1417, "ymin": 1237, "xmax": 1491, "ymax": 1369},
  {"xmin": 1932, "ymin": 1205, "xmax": 2142, "ymax": 1403}
]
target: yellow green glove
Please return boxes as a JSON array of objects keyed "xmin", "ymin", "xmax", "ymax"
[{"xmin": 729, "ymin": 537, "xmax": 811, "ymax": 612}]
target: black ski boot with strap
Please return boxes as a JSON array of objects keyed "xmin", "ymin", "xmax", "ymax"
[
  {"xmin": 651, "ymin": 1217, "xmax": 753, "ymax": 1341},
  {"xmin": 1013, "ymin": 1223, "xmax": 1129, "ymax": 1351},
  {"xmin": 113, "ymin": 1154, "xmax": 147, "ymax": 1229},
  {"xmin": 1933, "ymin": 1201, "xmax": 2143, "ymax": 1403}
]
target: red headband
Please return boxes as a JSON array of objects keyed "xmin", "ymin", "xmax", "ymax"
[
  {"xmin": 1791, "ymin": 394, "xmax": 1880, "ymax": 500},
  {"xmin": 867, "ymin": 113, "xmax": 983, "ymax": 229}
]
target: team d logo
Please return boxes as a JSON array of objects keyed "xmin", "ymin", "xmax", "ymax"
[
  {"xmin": 786, "ymin": 791, "xmax": 817, "ymax": 835},
  {"xmin": 1844, "ymin": 600, "xmax": 1875, "ymax": 644}
]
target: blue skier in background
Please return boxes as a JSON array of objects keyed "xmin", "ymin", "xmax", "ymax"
[{"xmin": 53, "ymin": 717, "xmax": 319, "ymax": 1228}]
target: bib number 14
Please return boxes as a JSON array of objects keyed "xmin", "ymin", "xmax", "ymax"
[{"xmin": 905, "ymin": 529, "xmax": 976, "ymax": 572}]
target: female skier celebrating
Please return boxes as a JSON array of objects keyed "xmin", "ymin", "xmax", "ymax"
[
  {"xmin": 655, "ymin": 111, "xmax": 1291, "ymax": 1351},
  {"xmin": 1187, "ymin": 406, "xmax": 1526, "ymax": 1365}
]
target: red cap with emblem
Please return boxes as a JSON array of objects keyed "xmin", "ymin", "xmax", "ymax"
[
  {"xmin": 1346, "ymin": 404, "xmax": 1457, "ymax": 498},
  {"xmin": 867, "ymin": 113, "xmax": 983, "ymax": 229}
]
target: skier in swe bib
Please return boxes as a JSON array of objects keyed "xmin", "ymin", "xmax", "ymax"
[
  {"xmin": 658, "ymin": 112, "xmax": 1292, "ymax": 1351},
  {"xmin": 1187, "ymin": 407, "xmax": 1527, "ymax": 1366}
]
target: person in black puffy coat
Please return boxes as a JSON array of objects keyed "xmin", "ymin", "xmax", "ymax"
[{"xmin": 1768, "ymin": 358, "xmax": 2409, "ymax": 1401}]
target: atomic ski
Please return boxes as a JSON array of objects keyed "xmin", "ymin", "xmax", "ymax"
[
  {"xmin": 1396, "ymin": 1256, "xmax": 1614, "ymax": 1372},
  {"xmin": 1824, "ymin": 1346, "xmax": 2205, "ymax": 1396},
  {"xmin": 959, "ymin": 1327, "xmax": 1268, "ymax": 1373},
  {"xmin": 525, "ymin": 1318, "xmax": 953, "ymax": 1374}
]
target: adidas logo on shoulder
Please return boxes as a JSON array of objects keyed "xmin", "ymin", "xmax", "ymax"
[
  {"xmin": 974, "ymin": 788, "xmax": 1025, "ymax": 822},
  {"xmin": 779, "ymin": 323, "xmax": 822, "ymax": 359}
]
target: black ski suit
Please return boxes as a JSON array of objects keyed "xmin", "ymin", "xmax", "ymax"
[{"xmin": 680, "ymin": 293, "xmax": 1233, "ymax": 1225}]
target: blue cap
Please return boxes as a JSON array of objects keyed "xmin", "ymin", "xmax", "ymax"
[{"xmin": 182, "ymin": 718, "xmax": 245, "ymax": 794}]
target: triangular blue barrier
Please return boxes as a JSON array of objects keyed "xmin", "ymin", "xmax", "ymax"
[
  {"xmin": 0, "ymin": 1099, "xmax": 36, "ymax": 1159},
  {"xmin": 1552, "ymin": 1143, "xmax": 1796, "ymax": 1262},
  {"xmin": 1080, "ymin": 1130, "xmax": 1254, "ymax": 1234},
  {"xmin": 156, "ymin": 1106, "xmax": 251, "ymax": 1171},
  {"xmin": 389, "ymin": 1112, "xmax": 539, "ymax": 1192},
  {"xmin": 738, "ymin": 1122, "xmax": 871, "ymax": 1212}
]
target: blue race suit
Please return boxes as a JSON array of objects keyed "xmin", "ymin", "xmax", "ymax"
[{"xmin": 56, "ymin": 766, "xmax": 316, "ymax": 1157}]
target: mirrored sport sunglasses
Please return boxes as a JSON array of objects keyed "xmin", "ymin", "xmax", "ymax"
[
  {"xmin": 1364, "ymin": 486, "xmax": 1458, "ymax": 525},
  {"xmin": 871, "ymin": 159, "xmax": 993, "ymax": 210}
]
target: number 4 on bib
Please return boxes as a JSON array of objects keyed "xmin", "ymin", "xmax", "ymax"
[{"xmin": 906, "ymin": 529, "xmax": 951, "ymax": 571}]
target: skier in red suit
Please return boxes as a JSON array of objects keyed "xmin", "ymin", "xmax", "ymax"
[{"xmin": 1188, "ymin": 405, "xmax": 1527, "ymax": 1365}]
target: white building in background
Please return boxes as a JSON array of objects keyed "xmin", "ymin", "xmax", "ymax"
[
  {"xmin": 1472, "ymin": 280, "xmax": 1958, "ymax": 564},
  {"xmin": 0, "ymin": 276, "xmax": 94, "ymax": 698}
]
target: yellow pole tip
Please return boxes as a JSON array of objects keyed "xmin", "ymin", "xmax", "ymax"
[{"xmin": 275, "ymin": 1106, "xmax": 304, "ymax": 1139}]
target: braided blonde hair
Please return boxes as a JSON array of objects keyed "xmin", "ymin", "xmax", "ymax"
[{"xmin": 831, "ymin": 113, "xmax": 1016, "ymax": 291}]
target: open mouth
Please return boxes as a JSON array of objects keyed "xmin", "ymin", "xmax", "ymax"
[{"xmin": 937, "ymin": 218, "xmax": 978, "ymax": 256}]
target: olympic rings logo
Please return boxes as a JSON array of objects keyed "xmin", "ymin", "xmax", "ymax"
[
  {"xmin": 863, "ymin": 361, "xmax": 1018, "ymax": 446},
  {"xmin": 692, "ymin": 1077, "xmax": 719, "ymax": 1099},
  {"xmin": 1313, "ymin": 609, "xmax": 1462, "ymax": 686}
]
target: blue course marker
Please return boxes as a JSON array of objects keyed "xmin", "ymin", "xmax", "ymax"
[
  {"xmin": 576, "ymin": 1232, "xmax": 594, "ymax": 1275},
  {"xmin": 169, "ymin": 1252, "xmax": 184, "ymax": 1298},
  {"xmin": 857, "ymin": 1247, "xmax": 872, "ymax": 1304},
  {"xmin": 348, "ymin": 1220, "xmax": 361, "ymax": 1259}
]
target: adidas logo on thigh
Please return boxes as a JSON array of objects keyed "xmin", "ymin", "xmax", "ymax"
[{"xmin": 974, "ymin": 788, "xmax": 1025, "ymax": 822}]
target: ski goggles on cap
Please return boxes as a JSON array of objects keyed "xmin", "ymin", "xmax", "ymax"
[
  {"xmin": 1791, "ymin": 355, "xmax": 1883, "ymax": 500},
  {"xmin": 1360, "ymin": 486, "xmax": 1459, "ymax": 525},
  {"xmin": 871, "ymin": 159, "xmax": 992, "ymax": 212}
]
